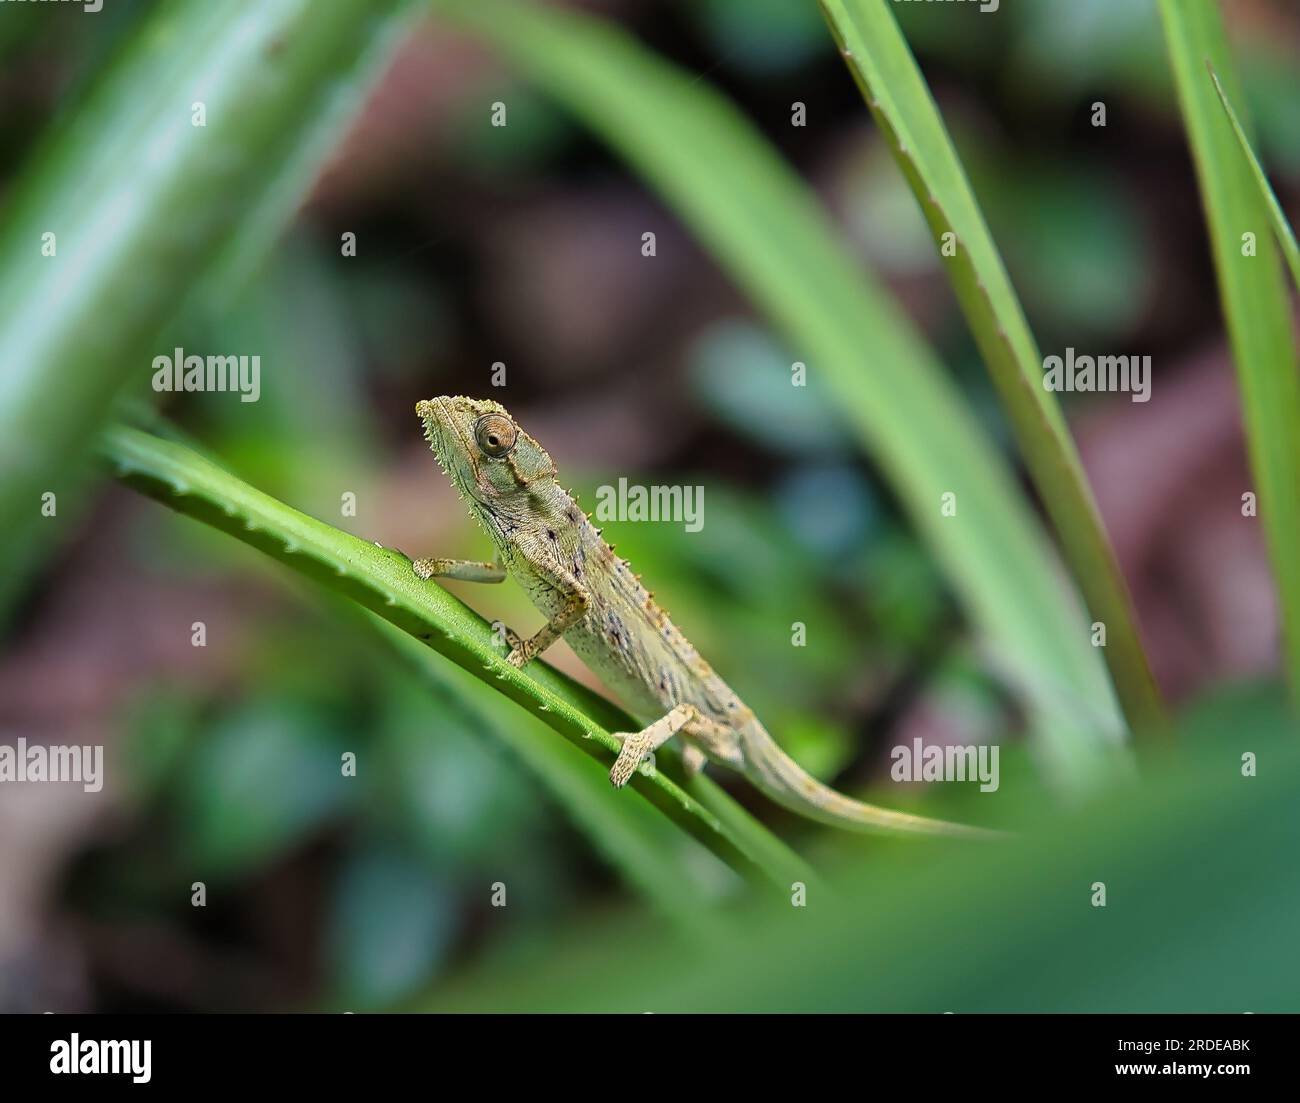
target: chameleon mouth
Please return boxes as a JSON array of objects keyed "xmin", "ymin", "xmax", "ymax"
[
  {"xmin": 416, "ymin": 397, "xmax": 465, "ymax": 471},
  {"xmin": 417, "ymin": 397, "xmax": 499, "ymax": 525}
]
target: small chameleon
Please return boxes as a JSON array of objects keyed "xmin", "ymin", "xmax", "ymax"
[{"xmin": 415, "ymin": 395, "xmax": 995, "ymax": 839}]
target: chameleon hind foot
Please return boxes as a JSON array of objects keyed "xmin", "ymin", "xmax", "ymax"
[
  {"xmin": 679, "ymin": 743, "xmax": 707, "ymax": 778},
  {"xmin": 609, "ymin": 704, "xmax": 697, "ymax": 787}
]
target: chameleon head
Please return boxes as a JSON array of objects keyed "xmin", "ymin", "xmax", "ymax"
[{"xmin": 416, "ymin": 396, "xmax": 557, "ymax": 529}]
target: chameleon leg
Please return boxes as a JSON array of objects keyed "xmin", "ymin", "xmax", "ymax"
[
  {"xmin": 610, "ymin": 703, "xmax": 697, "ymax": 787},
  {"xmin": 506, "ymin": 576, "xmax": 590, "ymax": 668},
  {"xmin": 412, "ymin": 556, "xmax": 506, "ymax": 583},
  {"xmin": 682, "ymin": 712, "xmax": 745, "ymax": 770},
  {"xmin": 679, "ymin": 742, "xmax": 708, "ymax": 778}
]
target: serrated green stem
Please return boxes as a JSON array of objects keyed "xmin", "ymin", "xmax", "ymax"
[
  {"xmin": 370, "ymin": 617, "xmax": 731, "ymax": 943},
  {"xmin": 100, "ymin": 424, "xmax": 815, "ymax": 892}
]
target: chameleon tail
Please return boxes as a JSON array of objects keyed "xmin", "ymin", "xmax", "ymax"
[{"xmin": 736, "ymin": 722, "xmax": 1005, "ymax": 840}]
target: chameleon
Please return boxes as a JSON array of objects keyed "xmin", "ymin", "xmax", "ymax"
[{"xmin": 414, "ymin": 395, "xmax": 996, "ymax": 839}]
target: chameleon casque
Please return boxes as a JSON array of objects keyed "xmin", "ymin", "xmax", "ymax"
[{"xmin": 415, "ymin": 395, "xmax": 993, "ymax": 839}]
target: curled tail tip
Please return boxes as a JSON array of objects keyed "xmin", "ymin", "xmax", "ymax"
[
  {"xmin": 741, "ymin": 723, "xmax": 1007, "ymax": 840},
  {"xmin": 941, "ymin": 819, "xmax": 1010, "ymax": 841},
  {"xmin": 868, "ymin": 806, "xmax": 1007, "ymax": 840}
]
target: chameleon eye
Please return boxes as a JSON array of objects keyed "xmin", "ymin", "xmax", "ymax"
[{"xmin": 474, "ymin": 413, "xmax": 517, "ymax": 457}]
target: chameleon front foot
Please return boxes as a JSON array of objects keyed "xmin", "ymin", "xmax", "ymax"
[
  {"xmin": 412, "ymin": 556, "xmax": 507, "ymax": 583},
  {"xmin": 499, "ymin": 625, "xmax": 532, "ymax": 668},
  {"xmin": 503, "ymin": 585, "xmax": 590, "ymax": 669},
  {"xmin": 505, "ymin": 643, "xmax": 533, "ymax": 668}
]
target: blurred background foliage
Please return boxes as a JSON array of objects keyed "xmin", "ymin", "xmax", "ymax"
[{"xmin": 1, "ymin": 0, "xmax": 1297, "ymax": 1012}]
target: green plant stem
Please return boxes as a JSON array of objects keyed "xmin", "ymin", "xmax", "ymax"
[
  {"xmin": 373, "ymin": 618, "xmax": 732, "ymax": 943},
  {"xmin": 100, "ymin": 424, "xmax": 815, "ymax": 892}
]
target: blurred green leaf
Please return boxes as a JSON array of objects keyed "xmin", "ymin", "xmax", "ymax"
[
  {"xmin": 864, "ymin": 526, "xmax": 949, "ymax": 648},
  {"xmin": 418, "ymin": 726, "xmax": 1300, "ymax": 1011},
  {"xmin": 820, "ymin": 0, "xmax": 1164, "ymax": 741},
  {"xmin": 446, "ymin": 80, "xmax": 573, "ymax": 173},
  {"xmin": 101, "ymin": 424, "xmax": 815, "ymax": 892},
  {"xmin": 1179, "ymin": 679, "xmax": 1292, "ymax": 750},
  {"xmin": 0, "ymin": 0, "xmax": 414, "ymax": 622},
  {"xmin": 195, "ymin": 234, "xmax": 382, "ymax": 508},
  {"xmin": 690, "ymin": 0, "xmax": 829, "ymax": 76},
  {"xmin": 1159, "ymin": 2, "xmax": 1300, "ymax": 707},
  {"xmin": 176, "ymin": 700, "xmax": 351, "ymax": 878},
  {"xmin": 119, "ymin": 688, "xmax": 206, "ymax": 804},
  {"xmin": 688, "ymin": 320, "xmax": 852, "ymax": 456},
  {"xmin": 432, "ymin": 0, "xmax": 1126, "ymax": 787},
  {"xmin": 1244, "ymin": 47, "xmax": 1300, "ymax": 177},
  {"xmin": 325, "ymin": 843, "xmax": 459, "ymax": 1009},
  {"xmin": 369, "ymin": 663, "xmax": 539, "ymax": 867},
  {"xmin": 1010, "ymin": 0, "xmax": 1168, "ymax": 103},
  {"xmin": 773, "ymin": 712, "xmax": 856, "ymax": 782},
  {"xmin": 978, "ymin": 160, "xmax": 1152, "ymax": 338},
  {"xmin": 1210, "ymin": 67, "xmax": 1300, "ymax": 296},
  {"xmin": 378, "ymin": 622, "xmax": 737, "ymax": 940}
]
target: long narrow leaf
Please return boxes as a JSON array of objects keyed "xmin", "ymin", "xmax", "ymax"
[
  {"xmin": 99, "ymin": 424, "xmax": 817, "ymax": 892},
  {"xmin": 0, "ymin": 0, "xmax": 415, "ymax": 622},
  {"xmin": 430, "ymin": 0, "xmax": 1126, "ymax": 783},
  {"xmin": 1159, "ymin": 1, "xmax": 1300, "ymax": 704},
  {"xmin": 1209, "ymin": 66, "xmax": 1300, "ymax": 295},
  {"xmin": 818, "ymin": 0, "xmax": 1165, "ymax": 740},
  {"xmin": 376, "ymin": 620, "xmax": 732, "ymax": 942},
  {"xmin": 417, "ymin": 730, "xmax": 1300, "ymax": 1011}
]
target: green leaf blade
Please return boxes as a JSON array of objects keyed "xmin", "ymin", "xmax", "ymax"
[
  {"xmin": 818, "ymin": 0, "xmax": 1166, "ymax": 741},
  {"xmin": 100, "ymin": 423, "xmax": 816, "ymax": 895},
  {"xmin": 431, "ymin": 0, "xmax": 1127, "ymax": 785},
  {"xmin": 1208, "ymin": 65, "xmax": 1300, "ymax": 295},
  {"xmin": 1159, "ymin": 1, "xmax": 1300, "ymax": 706},
  {"xmin": 0, "ymin": 0, "xmax": 416, "ymax": 621},
  {"xmin": 377, "ymin": 623, "xmax": 734, "ymax": 943}
]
